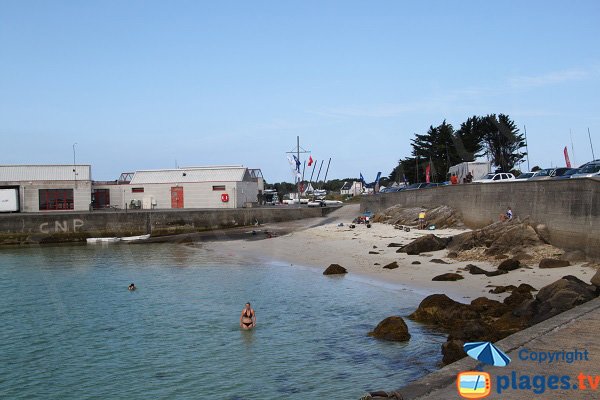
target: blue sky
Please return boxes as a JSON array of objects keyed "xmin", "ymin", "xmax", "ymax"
[{"xmin": 1, "ymin": 1, "xmax": 599, "ymax": 182}]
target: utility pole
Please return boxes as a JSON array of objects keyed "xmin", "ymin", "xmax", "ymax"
[
  {"xmin": 523, "ymin": 126, "xmax": 530, "ymax": 172},
  {"xmin": 72, "ymin": 142, "xmax": 78, "ymax": 187},
  {"xmin": 588, "ymin": 128, "xmax": 596, "ymax": 160},
  {"xmin": 285, "ymin": 136, "xmax": 310, "ymax": 205},
  {"xmin": 570, "ymin": 129, "xmax": 576, "ymax": 166}
]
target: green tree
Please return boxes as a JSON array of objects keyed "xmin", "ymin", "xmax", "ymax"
[{"xmin": 480, "ymin": 114, "xmax": 527, "ymax": 172}]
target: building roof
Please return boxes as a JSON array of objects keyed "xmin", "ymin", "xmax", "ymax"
[
  {"xmin": 0, "ymin": 165, "xmax": 91, "ymax": 182},
  {"xmin": 129, "ymin": 166, "xmax": 251, "ymax": 184}
]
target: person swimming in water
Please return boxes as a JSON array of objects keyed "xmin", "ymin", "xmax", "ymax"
[
  {"xmin": 239, "ymin": 302, "xmax": 256, "ymax": 330},
  {"xmin": 128, "ymin": 283, "xmax": 136, "ymax": 291}
]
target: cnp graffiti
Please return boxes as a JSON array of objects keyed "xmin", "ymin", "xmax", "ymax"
[{"xmin": 39, "ymin": 219, "xmax": 85, "ymax": 234}]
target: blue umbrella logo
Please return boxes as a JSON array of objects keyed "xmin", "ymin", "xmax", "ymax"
[{"xmin": 463, "ymin": 342, "xmax": 511, "ymax": 367}]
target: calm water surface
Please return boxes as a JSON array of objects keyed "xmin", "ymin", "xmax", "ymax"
[{"xmin": 0, "ymin": 243, "xmax": 445, "ymax": 399}]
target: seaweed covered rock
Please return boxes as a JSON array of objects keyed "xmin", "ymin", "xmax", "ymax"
[
  {"xmin": 368, "ymin": 316, "xmax": 411, "ymax": 342},
  {"xmin": 323, "ymin": 264, "xmax": 347, "ymax": 275},
  {"xmin": 408, "ymin": 294, "xmax": 478, "ymax": 328}
]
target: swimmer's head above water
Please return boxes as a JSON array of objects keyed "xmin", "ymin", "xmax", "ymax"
[{"xmin": 128, "ymin": 283, "xmax": 136, "ymax": 291}]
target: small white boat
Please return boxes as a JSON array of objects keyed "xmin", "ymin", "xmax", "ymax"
[
  {"xmin": 120, "ymin": 234, "xmax": 151, "ymax": 242},
  {"xmin": 86, "ymin": 237, "xmax": 120, "ymax": 244}
]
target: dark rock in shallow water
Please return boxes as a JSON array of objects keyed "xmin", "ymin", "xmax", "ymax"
[
  {"xmin": 368, "ymin": 316, "xmax": 411, "ymax": 341},
  {"xmin": 498, "ymin": 258, "xmax": 521, "ymax": 271},
  {"xmin": 383, "ymin": 261, "xmax": 399, "ymax": 270},
  {"xmin": 397, "ymin": 234, "xmax": 450, "ymax": 255},
  {"xmin": 323, "ymin": 264, "xmax": 347, "ymax": 275},
  {"xmin": 539, "ymin": 258, "xmax": 571, "ymax": 269},
  {"xmin": 432, "ymin": 273, "xmax": 464, "ymax": 281}
]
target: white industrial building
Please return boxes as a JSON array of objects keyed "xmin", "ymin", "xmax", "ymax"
[
  {"xmin": 92, "ymin": 166, "xmax": 264, "ymax": 210},
  {"xmin": 0, "ymin": 165, "xmax": 92, "ymax": 212},
  {"xmin": 1, "ymin": 164, "xmax": 264, "ymax": 212}
]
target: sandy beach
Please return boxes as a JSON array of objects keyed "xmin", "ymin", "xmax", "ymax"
[{"xmin": 204, "ymin": 204, "xmax": 596, "ymax": 303}]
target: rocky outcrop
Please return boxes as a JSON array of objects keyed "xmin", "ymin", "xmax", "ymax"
[
  {"xmin": 383, "ymin": 261, "xmax": 399, "ymax": 270},
  {"xmin": 373, "ymin": 205, "xmax": 462, "ymax": 229},
  {"xmin": 447, "ymin": 217, "xmax": 545, "ymax": 256},
  {"xmin": 466, "ymin": 264, "xmax": 508, "ymax": 277},
  {"xmin": 323, "ymin": 264, "xmax": 347, "ymax": 275},
  {"xmin": 432, "ymin": 273, "xmax": 464, "ymax": 281},
  {"xmin": 368, "ymin": 316, "xmax": 411, "ymax": 341},
  {"xmin": 411, "ymin": 277, "xmax": 598, "ymax": 365},
  {"xmin": 539, "ymin": 258, "xmax": 571, "ymax": 269},
  {"xmin": 397, "ymin": 234, "xmax": 450, "ymax": 255},
  {"xmin": 515, "ymin": 275, "xmax": 597, "ymax": 325}
]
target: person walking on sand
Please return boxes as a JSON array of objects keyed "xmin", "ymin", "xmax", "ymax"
[
  {"xmin": 500, "ymin": 207, "xmax": 513, "ymax": 222},
  {"xmin": 418, "ymin": 210, "xmax": 427, "ymax": 229},
  {"xmin": 240, "ymin": 302, "xmax": 256, "ymax": 330}
]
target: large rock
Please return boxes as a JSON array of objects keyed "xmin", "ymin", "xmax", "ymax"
[
  {"xmin": 373, "ymin": 205, "xmax": 462, "ymax": 229},
  {"xmin": 408, "ymin": 294, "xmax": 478, "ymax": 328},
  {"xmin": 515, "ymin": 275, "xmax": 598, "ymax": 325},
  {"xmin": 323, "ymin": 264, "xmax": 347, "ymax": 275},
  {"xmin": 539, "ymin": 258, "xmax": 571, "ymax": 269},
  {"xmin": 397, "ymin": 234, "xmax": 450, "ymax": 255},
  {"xmin": 448, "ymin": 218, "xmax": 545, "ymax": 256},
  {"xmin": 498, "ymin": 258, "xmax": 521, "ymax": 271},
  {"xmin": 503, "ymin": 285, "xmax": 534, "ymax": 308},
  {"xmin": 432, "ymin": 273, "xmax": 464, "ymax": 281},
  {"xmin": 368, "ymin": 316, "xmax": 411, "ymax": 341}
]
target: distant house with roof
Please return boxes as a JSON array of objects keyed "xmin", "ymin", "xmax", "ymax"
[{"xmin": 340, "ymin": 181, "xmax": 363, "ymax": 196}]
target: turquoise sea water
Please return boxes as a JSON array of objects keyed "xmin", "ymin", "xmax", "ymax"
[{"xmin": 0, "ymin": 243, "xmax": 445, "ymax": 399}]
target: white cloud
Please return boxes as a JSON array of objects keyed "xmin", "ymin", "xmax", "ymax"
[{"xmin": 507, "ymin": 68, "xmax": 591, "ymax": 89}]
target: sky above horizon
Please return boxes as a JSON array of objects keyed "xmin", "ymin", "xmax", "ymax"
[{"xmin": 1, "ymin": 1, "xmax": 599, "ymax": 182}]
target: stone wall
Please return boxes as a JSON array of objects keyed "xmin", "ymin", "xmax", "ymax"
[
  {"xmin": 0, "ymin": 206, "xmax": 334, "ymax": 245},
  {"xmin": 361, "ymin": 178, "xmax": 600, "ymax": 258}
]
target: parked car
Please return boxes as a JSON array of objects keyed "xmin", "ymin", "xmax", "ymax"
[
  {"xmin": 528, "ymin": 167, "xmax": 572, "ymax": 180},
  {"xmin": 403, "ymin": 183, "xmax": 430, "ymax": 190},
  {"xmin": 552, "ymin": 168, "xmax": 580, "ymax": 180},
  {"xmin": 515, "ymin": 171, "xmax": 540, "ymax": 180},
  {"xmin": 571, "ymin": 161, "xmax": 600, "ymax": 178},
  {"xmin": 473, "ymin": 172, "xmax": 516, "ymax": 183}
]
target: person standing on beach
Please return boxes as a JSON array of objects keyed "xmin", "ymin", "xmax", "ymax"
[
  {"xmin": 418, "ymin": 210, "xmax": 426, "ymax": 229},
  {"xmin": 240, "ymin": 302, "xmax": 256, "ymax": 330}
]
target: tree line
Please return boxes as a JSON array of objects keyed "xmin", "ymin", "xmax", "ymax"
[{"xmin": 390, "ymin": 114, "xmax": 527, "ymax": 183}]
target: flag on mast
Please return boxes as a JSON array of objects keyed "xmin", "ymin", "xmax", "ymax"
[
  {"xmin": 308, "ymin": 155, "xmax": 314, "ymax": 166},
  {"xmin": 564, "ymin": 146, "xmax": 572, "ymax": 168},
  {"xmin": 425, "ymin": 163, "xmax": 431, "ymax": 183}
]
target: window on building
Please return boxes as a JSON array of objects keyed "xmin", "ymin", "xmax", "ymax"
[
  {"xmin": 132, "ymin": 188, "xmax": 144, "ymax": 193},
  {"xmin": 39, "ymin": 189, "xmax": 74, "ymax": 210},
  {"xmin": 212, "ymin": 185, "xmax": 226, "ymax": 191}
]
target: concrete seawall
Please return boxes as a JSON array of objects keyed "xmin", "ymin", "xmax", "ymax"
[
  {"xmin": 360, "ymin": 178, "xmax": 600, "ymax": 259},
  {"xmin": 0, "ymin": 206, "xmax": 336, "ymax": 245}
]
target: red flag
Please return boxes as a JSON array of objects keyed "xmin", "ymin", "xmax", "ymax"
[
  {"xmin": 564, "ymin": 147, "xmax": 572, "ymax": 168},
  {"xmin": 425, "ymin": 163, "xmax": 431, "ymax": 183},
  {"xmin": 308, "ymin": 156, "xmax": 313, "ymax": 166}
]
